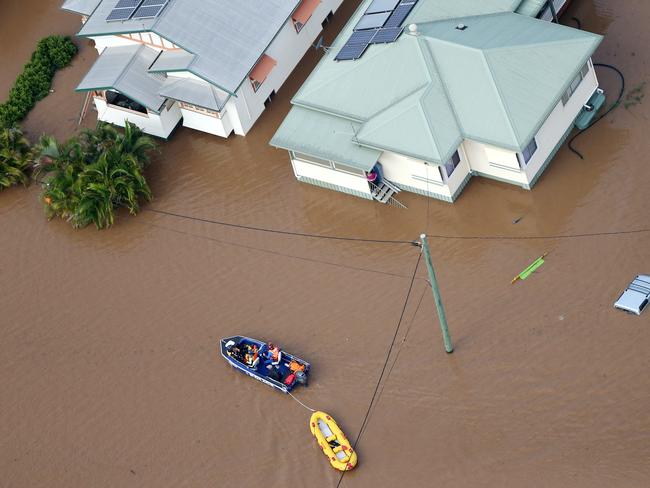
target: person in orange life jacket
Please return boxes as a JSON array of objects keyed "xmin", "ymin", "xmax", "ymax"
[
  {"xmin": 263, "ymin": 342, "xmax": 282, "ymax": 369},
  {"xmin": 244, "ymin": 344, "xmax": 258, "ymax": 367}
]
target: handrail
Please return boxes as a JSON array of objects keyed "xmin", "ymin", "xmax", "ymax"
[{"xmin": 369, "ymin": 181, "xmax": 407, "ymax": 209}]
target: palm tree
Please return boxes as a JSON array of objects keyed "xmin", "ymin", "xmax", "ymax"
[
  {"xmin": 117, "ymin": 121, "xmax": 157, "ymax": 167},
  {"xmin": 0, "ymin": 126, "xmax": 32, "ymax": 190},
  {"xmin": 35, "ymin": 122, "xmax": 156, "ymax": 229}
]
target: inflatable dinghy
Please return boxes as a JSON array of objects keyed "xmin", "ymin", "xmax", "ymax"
[{"xmin": 310, "ymin": 411, "xmax": 357, "ymax": 471}]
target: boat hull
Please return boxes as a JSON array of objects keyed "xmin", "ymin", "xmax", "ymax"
[{"xmin": 220, "ymin": 336, "xmax": 310, "ymax": 393}]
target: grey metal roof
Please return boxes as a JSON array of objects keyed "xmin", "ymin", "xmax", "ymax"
[
  {"xmin": 158, "ymin": 77, "xmax": 229, "ymax": 111},
  {"xmin": 76, "ymin": 0, "xmax": 300, "ymax": 94},
  {"xmin": 76, "ymin": 44, "xmax": 167, "ymax": 112},
  {"xmin": 148, "ymin": 50, "xmax": 195, "ymax": 73},
  {"xmin": 61, "ymin": 0, "xmax": 101, "ymax": 16}
]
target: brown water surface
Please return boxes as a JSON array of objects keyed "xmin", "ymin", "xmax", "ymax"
[{"xmin": 1, "ymin": 1, "xmax": 649, "ymax": 487}]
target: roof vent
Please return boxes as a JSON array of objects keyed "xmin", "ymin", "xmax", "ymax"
[
  {"xmin": 455, "ymin": 23, "xmax": 467, "ymax": 31},
  {"xmin": 408, "ymin": 23, "xmax": 419, "ymax": 35}
]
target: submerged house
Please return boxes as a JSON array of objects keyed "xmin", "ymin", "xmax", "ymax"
[
  {"xmin": 61, "ymin": 0, "xmax": 344, "ymax": 138},
  {"xmin": 271, "ymin": 0, "xmax": 604, "ymax": 204}
]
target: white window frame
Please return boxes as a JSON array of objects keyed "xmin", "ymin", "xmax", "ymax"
[
  {"xmin": 332, "ymin": 162, "xmax": 365, "ymax": 176},
  {"xmin": 291, "ymin": 151, "xmax": 333, "ymax": 168}
]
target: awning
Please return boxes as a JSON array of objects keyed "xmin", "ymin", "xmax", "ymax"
[
  {"xmin": 293, "ymin": 0, "xmax": 321, "ymax": 25},
  {"xmin": 249, "ymin": 54, "xmax": 277, "ymax": 84},
  {"xmin": 76, "ymin": 45, "xmax": 166, "ymax": 113}
]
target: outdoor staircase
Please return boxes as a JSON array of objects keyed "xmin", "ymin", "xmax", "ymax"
[{"xmin": 370, "ymin": 180, "xmax": 407, "ymax": 209}]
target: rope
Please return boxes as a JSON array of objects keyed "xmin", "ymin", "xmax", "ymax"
[
  {"xmin": 288, "ymin": 391, "xmax": 316, "ymax": 413},
  {"xmin": 568, "ymin": 63, "xmax": 626, "ymax": 160},
  {"xmin": 335, "ymin": 251, "xmax": 422, "ymax": 488}
]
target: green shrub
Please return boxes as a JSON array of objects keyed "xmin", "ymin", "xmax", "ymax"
[
  {"xmin": 34, "ymin": 122, "xmax": 157, "ymax": 229},
  {"xmin": 0, "ymin": 35, "xmax": 77, "ymax": 128}
]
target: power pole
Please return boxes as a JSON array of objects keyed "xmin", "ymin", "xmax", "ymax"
[{"xmin": 420, "ymin": 234, "xmax": 454, "ymax": 353}]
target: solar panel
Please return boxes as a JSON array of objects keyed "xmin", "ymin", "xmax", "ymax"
[
  {"xmin": 114, "ymin": 0, "xmax": 142, "ymax": 8},
  {"xmin": 141, "ymin": 0, "xmax": 165, "ymax": 5},
  {"xmin": 354, "ymin": 11, "xmax": 391, "ymax": 30},
  {"xmin": 335, "ymin": 40, "xmax": 370, "ymax": 61},
  {"xmin": 106, "ymin": 7, "xmax": 137, "ymax": 21},
  {"xmin": 383, "ymin": 3, "xmax": 415, "ymax": 28},
  {"xmin": 370, "ymin": 27, "xmax": 403, "ymax": 44},
  {"xmin": 366, "ymin": 0, "xmax": 400, "ymax": 14},
  {"xmin": 132, "ymin": 1, "xmax": 168, "ymax": 19},
  {"xmin": 348, "ymin": 29, "xmax": 377, "ymax": 45}
]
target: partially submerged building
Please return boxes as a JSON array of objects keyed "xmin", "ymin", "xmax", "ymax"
[
  {"xmin": 271, "ymin": 0, "xmax": 604, "ymax": 204},
  {"xmin": 62, "ymin": 0, "xmax": 344, "ymax": 138}
]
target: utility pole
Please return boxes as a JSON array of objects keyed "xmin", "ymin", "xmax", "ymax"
[{"xmin": 419, "ymin": 234, "xmax": 453, "ymax": 353}]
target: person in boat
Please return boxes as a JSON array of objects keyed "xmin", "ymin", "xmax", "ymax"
[
  {"xmin": 263, "ymin": 342, "xmax": 282, "ymax": 369},
  {"xmin": 227, "ymin": 344, "xmax": 244, "ymax": 363},
  {"xmin": 244, "ymin": 344, "xmax": 259, "ymax": 368}
]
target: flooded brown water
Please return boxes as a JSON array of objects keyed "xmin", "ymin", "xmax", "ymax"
[{"xmin": 1, "ymin": 1, "xmax": 649, "ymax": 487}]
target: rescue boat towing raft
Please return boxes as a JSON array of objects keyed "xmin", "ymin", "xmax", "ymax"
[
  {"xmin": 310, "ymin": 411, "xmax": 358, "ymax": 471},
  {"xmin": 220, "ymin": 336, "xmax": 310, "ymax": 393}
]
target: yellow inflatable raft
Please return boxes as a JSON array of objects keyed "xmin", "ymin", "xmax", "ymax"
[{"xmin": 309, "ymin": 411, "xmax": 358, "ymax": 471}]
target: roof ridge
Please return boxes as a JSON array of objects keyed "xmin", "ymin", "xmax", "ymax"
[
  {"xmin": 484, "ymin": 35, "xmax": 602, "ymax": 53},
  {"xmin": 480, "ymin": 49, "xmax": 521, "ymax": 146},
  {"xmin": 416, "ymin": 38, "xmax": 464, "ymax": 153},
  {"xmin": 114, "ymin": 44, "xmax": 146, "ymax": 87},
  {"xmin": 415, "ymin": 38, "xmax": 461, "ymax": 163}
]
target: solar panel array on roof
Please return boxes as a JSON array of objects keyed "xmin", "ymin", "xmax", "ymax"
[
  {"xmin": 106, "ymin": 0, "xmax": 144, "ymax": 21},
  {"xmin": 132, "ymin": 0, "xmax": 169, "ymax": 19},
  {"xmin": 335, "ymin": 0, "xmax": 418, "ymax": 61}
]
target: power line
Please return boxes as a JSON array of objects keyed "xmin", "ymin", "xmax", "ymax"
[
  {"xmin": 426, "ymin": 227, "xmax": 650, "ymax": 240},
  {"xmin": 148, "ymin": 208, "xmax": 650, "ymax": 244},
  {"xmin": 335, "ymin": 252, "xmax": 422, "ymax": 488},
  {"xmin": 141, "ymin": 221, "xmax": 417, "ymax": 280},
  {"xmin": 146, "ymin": 208, "xmax": 414, "ymax": 245}
]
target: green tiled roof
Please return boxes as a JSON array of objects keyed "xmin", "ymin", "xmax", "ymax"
[{"xmin": 272, "ymin": 0, "xmax": 602, "ymax": 166}]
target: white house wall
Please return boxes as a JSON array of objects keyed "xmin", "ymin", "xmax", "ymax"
[
  {"xmin": 379, "ymin": 150, "xmax": 471, "ymax": 201},
  {"xmin": 234, "ymin": 0, "xmax": 344, "ymax": 135},
  {"xmin": 291, "ymin": 157, "xmax": 372, "ymax": 199},
  {"xmin": 180, "ymin": 107, "xmax": 234, "ymax": 137},
  {"xmin": 94, "ymin": 97, "xmax": 182, "ymax": 139},
  {"xmin": 462, "ymin": 60, "xmax": 599, "ymax": 188},
  {"xmin": 522, "ymin": 60, "xmax": 599, "ymax": 186}
]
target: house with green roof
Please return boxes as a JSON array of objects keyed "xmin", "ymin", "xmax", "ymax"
[{"xmin": 271, "ymin": 0, "xmax": 604, "ymax": 204}]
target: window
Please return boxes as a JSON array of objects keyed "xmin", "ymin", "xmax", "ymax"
[
  {"xmin": 249, "ymin": 54, "xmax": 277, "ymax": 92},
  {"xmin": 517, "ymin": 138, "xmax": 538, "ymax": 167},
  {"xmin": 292, "ymin": 0, "xmax": 320, "ymax": 33},
  {"xmin": 291, "ymin": 151, "xmax": 332, "ymax": 168},
  {"xmin": 333, "ymin": 162, "xmax": 364, "ymax": 176},
  {"xmin": 442, "ymin": 150, "xmax": 461, "ymax": 179},
  {"xmin": 322, "ymin": 11, "xmax": 334, "ymax": 29},
  {"xmin": 562, "ymin": 62, "xmax": 590, "ymax": 105}
]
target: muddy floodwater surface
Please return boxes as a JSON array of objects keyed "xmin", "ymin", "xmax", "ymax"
[{"xmin": 1, "ymin": 1, "xmax": 649, "ymax": 487}]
